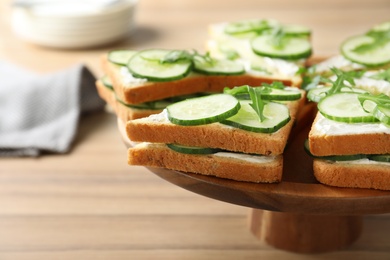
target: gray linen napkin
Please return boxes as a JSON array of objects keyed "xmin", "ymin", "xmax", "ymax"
[{"xmin": 0, "ymin": 61, "xmax": 105, "ymax": 156}]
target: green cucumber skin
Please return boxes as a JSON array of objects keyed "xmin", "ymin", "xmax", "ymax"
[
  {"xmin": 168, "ymin": 103, "xmax": 241, "ymax": 126},
  {"xmin": 221, "ymin": 101, "xmax": 291, "ymax": 133},
  {"xmin": 166, "ymin": 144, "xmax": 221, "ymax": 155},
  {"xmin": 129, "ymin": 62, "xmax": 193, "ymax": 82},
  {"xmin": 341, "ymin": 35, "xmax": 390, "ymax": 67},
  {"xmin": 108, "ymin": 50, "xmax": 137, "ymax": 66},
  {"xmin": 318, "ymin": 93, "xmax": 378, "ymax": 123},
  {"xmin": 251, "ymin": 35, "xmax": 312, "ymax": 60},
  {"xmin": 167, "ymin": 94, "xmax": 241, "ymax": 126},
  {"xmin": 305, "ymin": 140, "xmax": 390, "ymax": 163},
  {"xmin": 221, "ymin": 116, "xmax": 290, "ymax": 133},
  {"xmin": 127, "ymin": 49, "xmax": 193, "ymax": 82}
]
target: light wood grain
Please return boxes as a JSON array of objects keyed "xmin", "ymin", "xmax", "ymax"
[{"xmin": 1, "ymin": 0, "xmax": 390, "ymax": 258}]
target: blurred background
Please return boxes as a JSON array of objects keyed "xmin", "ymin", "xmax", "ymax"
[{"xmin": 2, "ymin": 0, "xmax": 389, "ymax": 75}]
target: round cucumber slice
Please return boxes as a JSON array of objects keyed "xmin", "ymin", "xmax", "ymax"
[
  {"xmin": 341, "ymin": 35, "xmax": 390, "ymax": 66},
  {"xmin": 368, "ymin": 154, "xmax": 390, "ymax": 163},
  {"xmin": 221, "ymin": 100, "xmax": 290, "ymax": 133},
  {"xmin": 224, "ymin": 19, "xmax": 276, "ymax": 35},
  {"xmin": 108, "ymin": 50, "xmax": 137, "ymax": 66},
  {"xmin": 167, "ymin": 94, "xmax": 240, "ymax": 126},
  {"xmin": 127, "ymin": 49, "xmax": 192, "ymax": 82},
  {"xmin": 282, "ymin": 24, "xmax": 311, "ymax": 37},
  {"xmin": 251, "ymin": 34, "xmax": 312, "ymax": 60},
  {"xmin": 167, "ymin": 144, "xmax": 221, "ymax": 155},
  {"xmin": 370, "ymin": 21, "xmax": 390, "ymax": 33},
  {"xmin": 318, "ymin": 92, "xmax": 378, "ymax": 123},
  {"xmin": 193, "ymin": 58, "xmax": 245, "ymax": 75}
]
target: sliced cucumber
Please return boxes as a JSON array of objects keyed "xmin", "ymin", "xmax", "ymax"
[
  {"xmin": 224, "ymin": 19, "xmax": 275, "ymax": 35},
  {"xmin": 341, "ymin": 35, "xmax": 390, "ymax": 66},
  {"xmin": 108, "ymin": 50, "xmax": 137, "ymax": 66},
  {"xmin": 373, "ymin": 105, "xmax": 390, "ymax": 126},
  {"xmin": 260, "ymin": 88, "xmax": 302, "ymax": 101},
  {"xmin": 167, "ymin": 94, "xmax": 240, "ymax": 126},
  {"xmin": 318, "ymin": 92, "xmax": 378, "ymax": 123},
  {"xmin": 304, "ymin": 139, "xmax": 367, "ymax": 161},
  {"xmin": 368, "ymin": 154, "xmax": 390, "ymax": 163},
  {"xmin": 307, "ymin": 86, "xmax": 368, "ymax": 103},
  {"xmin": 282, "ymin": 24, "xmax": 311, "ymax": 37},
  {"xmin": 167, "ymin": 144, "xmax": 221, "ymax": 154},
  {"xmin": 193, "ymin": 58, "xmax": 245, "ymax": 75},
  {"xmin": 369, "ymin": 21, "xmax": 390, "ymax": 33},
  {"xmin": 127, "ymin": 49, "xmax": 192, "ymax": 82},
  {"xmin": 221, "ymin": 100, "xmax": 290, "ymax": 133},
  {"xmin": 117, "ymin": 98, "xmax": 170, "ymax": 110},
  {"xmin": 251, "ymin": 34, "xmax": 312, "ymax": 60},
  {"xmin": 101, "ymin": 75, "xmax": 113, "ymax": 90},
  {"xmin": 225, "ymin": 85, "xmax": 301, "ymax": 101}
]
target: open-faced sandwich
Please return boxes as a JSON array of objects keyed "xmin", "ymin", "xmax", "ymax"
[
  {"xmin": 96, "ymin": 45, "xmax": 309, "ymax": 122},
  {"xmin": 306, "ymin": 68, "xmax": 390, "ymax": 190},
  {"xmin": 206, "ymin": 19, "xmax": 312, "ymax": 86},
  {"xmin": 306, "ymin": 21, "xmax": 390, "ymax": 78},
  {"xmin": 126, "ymin": 83, "xmax": 305, "ymax": 183}
]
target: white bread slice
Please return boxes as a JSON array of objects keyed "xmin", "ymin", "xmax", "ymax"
[
  {"xmin": 308, "ymin": 113, "xmax": 390, "ymax": 157},
  {"xmin": 313, "ymin": 159, "xmax": 390, "ymax": 190},
  {"xmin": 128, "ymin": 142, "xmax": 283, "ymax": 183},
  {"xmin": 95, "ymin": 80, "xmax": 163, "ymax": 121},
  {"xmin": 126, "ymin": 94, "xmax": 305, "ymax": 156},
  {"xmin": 101, "ymin": 55, "xmax": 301, "ymax": 105}
]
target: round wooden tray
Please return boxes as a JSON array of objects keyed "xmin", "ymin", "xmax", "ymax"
[{"xmin": 118, "ymin": 104, "xmax": 390, "ymax": 253}]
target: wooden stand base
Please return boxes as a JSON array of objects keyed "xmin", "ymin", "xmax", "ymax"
[{"xmin": 249, "ymin": 209, "xmax": 363, "ymax": 254}]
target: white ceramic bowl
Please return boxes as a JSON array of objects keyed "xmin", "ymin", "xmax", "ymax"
[{"xmin": 11, "ymin": 0, "xmax": 138, "ymax": 48}]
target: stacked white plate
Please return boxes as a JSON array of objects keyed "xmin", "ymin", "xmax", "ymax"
[{"xmin": 11, "ymin": 0, "xmax": 138, "ymax": 49}]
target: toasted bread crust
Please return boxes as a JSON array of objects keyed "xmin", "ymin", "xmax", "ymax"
[
  {"xmin": 96, "ymin": 80, "xmax": 162, "ymax": 121},
  {"xmin": 126, "ymin": 97, "xmax": 304, "ymax": 155},
  {"xmin": 313, "ymin": 159, "xmax": 390, "ymax": 190},
  {"xmin": 308, "ymin": 113, "xmax": 390, "ymax": 156},
  {"xmin": 128, "ymin": 143, "xmax": 283, "ymax": 183},
  {"xmin": 101, "ymin": 55, "xmax": 301, "ymax": 104}
]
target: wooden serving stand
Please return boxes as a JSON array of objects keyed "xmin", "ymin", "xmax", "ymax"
[{"xmin": 119, "ymin": 103, "xmax": 390, "ymax": 254}]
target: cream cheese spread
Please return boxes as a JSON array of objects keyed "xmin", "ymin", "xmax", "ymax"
[
  {"xmin": 314, "ymin": 55, "xmax": 365, "ymax": 74},
  {"xmin": 314, "ymin": 114, "xmax": 390, "ymax": 136},
  {"xmin": 335, "ymin": 158, "xmax": 389, "ymax": 166},
  {"xmin": 213, "ymin": 152, "xmax": 276, "ymax": 163}
]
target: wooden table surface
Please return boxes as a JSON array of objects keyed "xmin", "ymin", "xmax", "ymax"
[{"xmin": 1, "ymin": 0, "xmax": 390, "ymax": 259}]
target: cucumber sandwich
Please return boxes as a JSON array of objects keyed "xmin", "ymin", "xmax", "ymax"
[
  {"xmin": 97, "ymin": 47, "xmax": 302, "ymax": 121},
  {"xmin": 306, "ymin": 68, "xmax": 390, "ymax": 190},
  {"xmin": 306, "ymin": 21, "xmax": 390, "ymax": 78},
  {"xmin": 126, "ymin": 83, "xmax": 305, "ymax": 183},
  {"xmin": 206, "ymin": 19, "xmax": 312, "ymax": 87}
]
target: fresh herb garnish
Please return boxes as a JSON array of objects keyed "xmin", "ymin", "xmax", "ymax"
[
  {"xmin": 224, "ymin": 84, "xmax": 288, "ymax": 122},
  {"xmin": 327, "ymin": 67, "xmax": 364, "ymax": 95},
  {"xmin": 160, "ymin": 50, "xmax": 216, "ymax": 66}
]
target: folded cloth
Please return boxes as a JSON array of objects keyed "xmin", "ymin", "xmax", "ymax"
[{"xmin": 0, "ymin": 61, "xmax": 105, "ymax": 156}]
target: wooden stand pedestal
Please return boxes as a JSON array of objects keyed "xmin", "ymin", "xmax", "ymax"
[{"xmin": 249, "ymin": 209, "xmax": 363, "ymax": 253}]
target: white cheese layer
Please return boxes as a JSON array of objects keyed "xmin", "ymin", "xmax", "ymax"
[
  {"xmin": 213, "ymin": 152, "xmax": 276, "ymax": 164},
  {"xmin": 141, "ymin": 142, "xmax": 276, "ymax": 164},
  {"xmin": 314, "ymin": 55, "xmax": 365, "ymax": 74},
  {"xmin": 314, "ymin": 114, "xmax": 390, "ymax": 136},
  {"xmin": 335, "ymin": 158, "xmax": 389, "ymax": 166}
]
